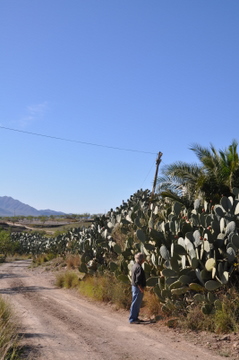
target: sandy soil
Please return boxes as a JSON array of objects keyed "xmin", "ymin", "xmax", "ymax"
[{"xmin": 0, "ymin": 260, "xmax": 237, "ymax": 360}]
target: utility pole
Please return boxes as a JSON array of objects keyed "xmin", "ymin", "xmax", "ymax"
[{"xmin": 151, "ymin": 152, "xmax": 163, "ymax": 196}]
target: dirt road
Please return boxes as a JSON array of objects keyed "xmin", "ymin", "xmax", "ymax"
[{"xmin": 0, "ymin": 260, "xmax": 224, "ymax": 360}]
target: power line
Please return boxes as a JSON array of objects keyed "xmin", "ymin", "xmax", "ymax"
[
  {"xmin": 140, "ymin": 160, "xmax": 155, "ymax": 188},
  {"xmin": 0, "ymin": 125, "xmax": 157, "ymax": 155}
]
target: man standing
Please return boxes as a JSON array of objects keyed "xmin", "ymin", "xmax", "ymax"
[{"xmin": 129, "ymin": 252, "xmax": 146, "ymax": 324}]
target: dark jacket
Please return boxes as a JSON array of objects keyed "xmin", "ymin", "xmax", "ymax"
[{"xmin": 131, "ymin": 262, "xmax": 146, "ymax": 288}]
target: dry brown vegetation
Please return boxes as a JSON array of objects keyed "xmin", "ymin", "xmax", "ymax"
[{"xmin": 0, "ymin": 295, "xmax": 21, "ymax": 360}]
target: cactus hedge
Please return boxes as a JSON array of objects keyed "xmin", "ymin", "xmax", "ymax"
[{"xmin": 10, "ymin": 188, "xmax": 239, "ymax": 314}]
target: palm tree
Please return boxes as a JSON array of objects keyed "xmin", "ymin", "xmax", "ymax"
[
  {"xmin": 218, "ymin": 140, "xmax": 239, "ymax": 190},
  {"xmin": 157, "ymin": 162, "xmax": 204, "ymax": 207},
  {"xmin": 157, "ymin": 140, "xmax": 239, "ymax": 205}
]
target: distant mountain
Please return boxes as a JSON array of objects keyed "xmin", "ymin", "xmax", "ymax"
[
  {"xmin": 0, "ymin": 196, "xmax": 65, "ymax": 217},
  {"xmin": 0, "ymin": 207, "xmax": 13, "ymax": 217}
]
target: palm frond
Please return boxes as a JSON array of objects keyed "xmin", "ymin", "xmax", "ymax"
[
  {"xmin": 159, "ymin": 190, "xmax": 192, "ymax": 207},
  {"xmin": 189, "ymin": 143, "xmax": 211, "ymax": 161}
]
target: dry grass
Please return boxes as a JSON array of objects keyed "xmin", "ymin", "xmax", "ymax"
[
  {"xmin": 142, "ymin": 290, "xmax": 163, "ymax": 319},
  {"xmin": 54, "ymin": 269, "xmax": 166, "ymax": 318},
  {"xmin": 55, "ymin": 270, "xmax": 132, "ymax": 309},
  {"xmin": 179, "ymin": 304, "xmax": 215, "ymax": 332},
  {"xmin": 66, "ymin": 254, "xmax": 80, "ymax": 270},
  {"xmin": 55, "ymin": 271, "xmax": 80, "ymax": 289},
  {"xmin": 78, "ymin": 273, "xmax": 132, "ymax": 309},
  {"xmin": 213, "ymin": 289, "xmax": 239, "ymax": 333},
  {"xmin": 55, "ymin": 272, "xmax": 65, "ymax": 288},
  {"xmin": 32, "ymin": 253, "xmax": 56, "ymax": 266},
  {"xmin": 63, "ymin": 272, "xmax": 80, "ymax": 289},
  {"xmin": 53, "ymin": 261, "xmax": 239, "ymax": 334},
  {"xmin": 174, "ymin": 288, "xmax": 239, "ymax": 334},
  {"xmin": 0, "ymin": 295, "xmax": 21, "ymax": 359}
]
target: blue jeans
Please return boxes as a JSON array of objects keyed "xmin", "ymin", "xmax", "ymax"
[{"xmin": 129, "ymin": 286, "xmax": 144, "ymax": 323}]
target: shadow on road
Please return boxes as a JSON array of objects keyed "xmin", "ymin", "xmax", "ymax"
[
  {"xmin": 0, "ymin": 285, "xmax": 55, "ymax": 295},
  {"xmin": 19, "ymin": 332, "xmax": 55, "ymax": 339},
  {"xmin": 0, "ymin": 273, "xmax": 28, "ymax": 279}
]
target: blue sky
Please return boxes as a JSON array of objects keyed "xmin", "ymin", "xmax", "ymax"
[{"xmin": 1, "ymin": 1, "xmax": 239, "ymax": 214}]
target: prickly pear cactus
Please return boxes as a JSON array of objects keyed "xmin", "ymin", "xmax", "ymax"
[{"xmin": 9, "ymin": 188, "xmax": 239, "ymax": 314}]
